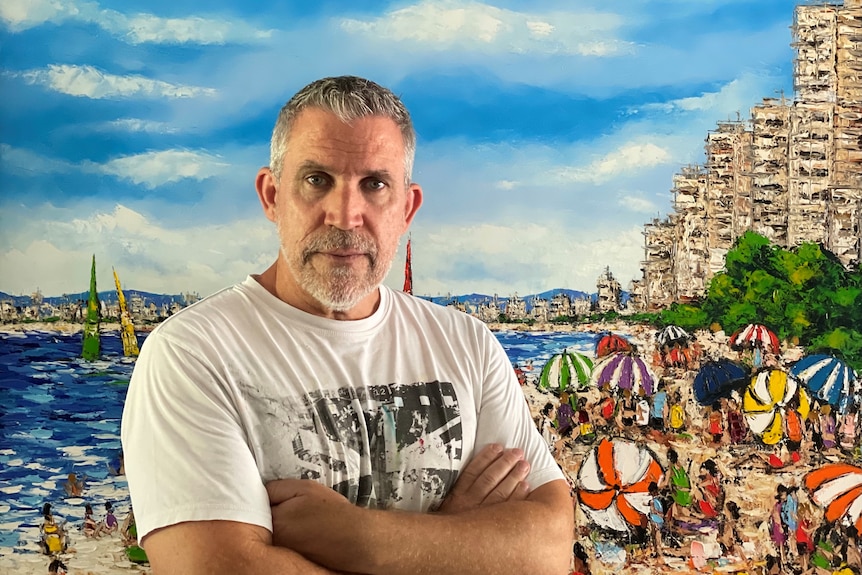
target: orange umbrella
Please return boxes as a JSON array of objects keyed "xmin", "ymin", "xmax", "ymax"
[
  {"xmin": 595, "ymin": 333, "xmax": 633, "ymax": 358},
  {"xmin": 804, "ymin": 462, "xmax": 862, "ymax": 536},
  {"xmin": 577, "ymin": 437, "xmax": 663, "ymax": 532}
]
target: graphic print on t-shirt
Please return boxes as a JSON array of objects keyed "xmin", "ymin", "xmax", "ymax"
[{"xmin": 248, "ymin": 380, "xmax": 462, "ymax": 512}]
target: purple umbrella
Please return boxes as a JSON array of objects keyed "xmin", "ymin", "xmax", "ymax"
[{"xmin": 589, "ymin": 352, "xmax": 657, "ymax": 396}]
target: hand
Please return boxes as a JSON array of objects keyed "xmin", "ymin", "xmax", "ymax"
[{"xmin": 437, "ymin": 443, "xmax": 531, "ymax": 514}]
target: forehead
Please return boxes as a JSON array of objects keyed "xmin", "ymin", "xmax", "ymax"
[{"xmin": 283, "ymin": 107, "xmax": 406, "ymax": 172}]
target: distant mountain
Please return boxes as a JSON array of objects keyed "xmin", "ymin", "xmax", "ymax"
[
  {"xmin": 0, "ymin": 290, "xmax": 187, "ymax": 308},
  {"xmin": 421, "ymin": 288, "xmax": 607, "ymax": 311}
]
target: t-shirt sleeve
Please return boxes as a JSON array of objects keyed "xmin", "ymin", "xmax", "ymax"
[
  {"xmin": 121, "ymin": 329, "xmax": 272, "ymax": 541},
  {"xmin": 471, "ymin": 328, "xmax": 566, "ymax": 491}
]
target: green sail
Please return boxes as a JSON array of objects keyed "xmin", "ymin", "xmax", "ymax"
[{"xmin": 82, "ymin": 254, "xmax": 101, "ymax": 361}]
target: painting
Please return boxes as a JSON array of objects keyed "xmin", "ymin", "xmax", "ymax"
[{"xmin": 2, "ymin": 1, "xmax": 861, "ymax": 574}]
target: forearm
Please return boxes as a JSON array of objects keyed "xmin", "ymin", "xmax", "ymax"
[
  {"xmin": 280, "ymin": 481, "xmax": 573, "ymax": 575},
  {"xmin": 361, "ymin": 495, "xmax": 572, "ymax": 575},
  {"xmin": 143, "ymin": 520, "xmax": 347, "ymax": 575}
]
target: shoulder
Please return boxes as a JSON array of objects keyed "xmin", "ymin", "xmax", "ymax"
[{"xmin": 385, "ymin": 287, "xmax": 490, "ymax": 333}]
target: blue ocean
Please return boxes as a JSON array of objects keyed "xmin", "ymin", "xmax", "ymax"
[{"xmin": 0, "ymin": 328, "xmax": 598, "ymax": 558}]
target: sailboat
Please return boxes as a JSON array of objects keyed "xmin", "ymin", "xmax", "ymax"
[
  {"xmin": 403, "ymin": 235, "xmax": 413, "ymax": 295},
  {"xmin": 113, "ymin": 267, "xmax": 139, "ymax": 357},
  {"xmin": 81, "ymin": 255, "xmax": 101, "ymax": 361}
]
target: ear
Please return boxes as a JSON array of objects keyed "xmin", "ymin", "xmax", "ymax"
[
  {"xmin": 402, "ymin": 183, "xmax": 423, "ymax": 230},
  {"xmin": 255, "ymin": 167, "xmax": 279, "ymax": 223}
]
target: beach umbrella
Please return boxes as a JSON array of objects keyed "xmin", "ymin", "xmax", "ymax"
[
  {"xmin": 790, "ymin": 354, "xmax": 859, "ymax": 412},
  {"xmin": 729, "ymin": 323, "xmax": 780, "ymax": 353},
  {"xmin": 589, "ymin": 352, "xmax": 657, "ymax": 396},
  {"xmin": 742, "ymin": 369, "xmax": 810, "ymax": 445},
  {"xmin": 595, "ymin": 333, "xmax": 633, "ymax": 358},
  {"xmin": 693, "ymin": 359, "xmax": 749, "ymax": 405},
  {"xmin": 804, "ymin": 462, "xmax": 862, "ymax": 536},
  {"xmin": 656, "ymin": 325, "xmax": 691, "ymax": 349},
  {"xmin": 577, "ymin": 437, "xmax": 663, "ymax": 533},
  {"xmin": 537, "ymin": 350, "xmax": 593, "ymax": 395}
]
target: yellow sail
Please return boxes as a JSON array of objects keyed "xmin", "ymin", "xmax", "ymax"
[{"xmin": 113, "ymin": 267, "xmax": 140, "ymax": 357}]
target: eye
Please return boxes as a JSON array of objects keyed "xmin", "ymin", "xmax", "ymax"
[
  {"xmin": 305, "ymin": 174, "xmax": 328, "ymax": 187},
  {"xmin": 363, "ymin": 178, "xmax": 386, "ymax": 192}
]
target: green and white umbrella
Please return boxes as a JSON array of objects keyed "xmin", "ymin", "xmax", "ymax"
[{"xmin": 538, "ymin": 349, "xmax": 594, "ymax": 395}]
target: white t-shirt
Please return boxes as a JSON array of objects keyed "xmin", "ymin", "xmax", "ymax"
[{"xmin": 121, "ymin": 277, "xmax": 563, "ymax": 540}]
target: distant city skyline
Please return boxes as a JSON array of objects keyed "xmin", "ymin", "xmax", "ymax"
[{"xmin": 1, "ymin": 0, "xmax": 796, "ymax": 297}]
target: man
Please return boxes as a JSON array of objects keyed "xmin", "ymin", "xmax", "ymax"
[{"xmin": 121, "ymin": 75, "xmax": 573, "ymax": 574}]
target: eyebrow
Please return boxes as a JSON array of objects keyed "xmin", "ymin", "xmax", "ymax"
[{"xmin": 296, "ymin": 160, "xmax": 395, "ymax": 182}]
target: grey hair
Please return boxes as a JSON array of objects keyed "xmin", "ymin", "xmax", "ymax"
[{"xmin": 269, "ymin": 76, "xmax": 416, "ymax": 185}]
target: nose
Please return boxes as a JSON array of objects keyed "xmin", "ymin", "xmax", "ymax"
[{"xmin": 323, "ymin": 180, "xmax": 365, "ymax": 230}]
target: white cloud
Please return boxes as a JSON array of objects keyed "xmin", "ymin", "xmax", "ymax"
[
  {"xmin": 618, "ymin": 195, "xmax": 658, "ymax": 214},
  {"xmin": 15, "ymin": 65, "xmax": 216, "ymax": 99},
  {"xmin": 0, "ymin": 204, "xmax": 274, "ymax": 296},
  {"xmin": 94, "ymin": 150, "xmax": 229, "ymax": 188},
  {"xmin": 554, "ymin": 142, "xmax": 674, "ymax": 184},
  {"xmin": 0, "ymin": 0, "xmax": 72, "ymax": 31},
  {"xmin": 340, "ymin": 1, "xmax": 633, "ymax": 56},
  {"xmin": 96, "ymin": 119, "xmax": 180, "ymax": 134},
  {"xmin": 0, "ymin": 0, "xmax": 271, "ymax": 44}
]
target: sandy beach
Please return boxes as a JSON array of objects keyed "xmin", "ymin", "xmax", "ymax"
[{"xmin": 2, "ymin": 320, "xmax": 857, "ymax": 574}]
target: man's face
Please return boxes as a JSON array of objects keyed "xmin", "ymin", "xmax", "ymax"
[{"xmin": 265, "ymin": 107, "xmax": 421, "ymax": 316}]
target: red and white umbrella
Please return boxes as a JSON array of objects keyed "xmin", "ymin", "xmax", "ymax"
[
  {"xmin": 804, "ymin": 462, "xmax": 862, "ymax": 536},
  {"xmin": 576, "ymin": 438, "xmax": 663, "ymax": 533},
  {"xmin": 729, "ymin": 323, "xmax": 780, "ymax": 353}
]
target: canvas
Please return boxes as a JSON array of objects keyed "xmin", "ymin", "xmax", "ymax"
[{"xmin": 2, "ymin": 1, "xmax": 861, "ymax": 574}]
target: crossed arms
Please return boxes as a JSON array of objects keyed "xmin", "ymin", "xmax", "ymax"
[{"xmin": 142, "ymin": 445, "xmax": 574, "ymax": 575}]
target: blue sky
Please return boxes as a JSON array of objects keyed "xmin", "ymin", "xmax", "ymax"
[{"xmin": 0, "ymin": 0, "xmax": 798, "ymax": 298}]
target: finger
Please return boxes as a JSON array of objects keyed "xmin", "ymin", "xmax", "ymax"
[
  {"xmin": 468, "ymin": 448, "xmax": 526, "ymax": 501},
  {"xmin": 265, "ymin": 478, "xmax": 308, "ymax": 505},
  {"xmin": 450, "ymin": 443, "xmax": 505, "ymax": 494},
  {"xmin": 481, "ymin": 460, "xmax": 531, "ymax": 505}
]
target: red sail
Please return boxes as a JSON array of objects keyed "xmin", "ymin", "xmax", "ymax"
[{"xmin": 403, "ymin": 237, "xmax": 413, "ymax": 295}]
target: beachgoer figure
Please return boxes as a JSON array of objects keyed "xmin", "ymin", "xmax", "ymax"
[
  {"xmin": 708, "ymin": 401, "xmax": 724, "ymax": 444},
  {"xmin": 635, "ymin": 395, "xmax": 650, "ymax": 428},
  {"xmin": 647, "ymin": 482, "xmax": 664, "ymax": 558},
  {"xmin": 697, "ymin": 459, "xmax": 723, "ymax": 518},
  {"xmin": 620, "ymin": 390, "xmax": 635, "ymax": 428},
  {"xmin": 784, "ymin": 407, "xmax": 804, "ymax": 462},
  {"xmin": 121, "ymin": 509, "xmax": 138, "ymax": 547},
  {"xmin": 594, "ymin": 394, "xmax": 615, "ymax": 432},
  {"xmin": 557, "ymin": 401, "xmax": 575, "ymax": 437},
  {"xmin": 48, "ymin": 559, "xmax": 67, "ymax": 574},
  {"xmin": 571, "ymin": 542, "xmax": 591, "ymax": 575},
  {"xmin": 718, "ymin": 500, "xmax": 743, "ymax": 559},
  {"xmin": 669, "ymin": 393, "xmax": 686, "ymax": 433},
  {"xmin": 666, "ymin": 449, "xmax": 692, "ymax": 508},
  {"xmin": 575, "ymin": 397, "xmax": 595, "ymax": 443},
  {"xmin": 795, "ymin": 503, "xmax": 815, "ymax": 573},
  {"xmin": 820, "ymin": 405, "xmax": 837, "ymax": 450},
  {"xmin": 727, "ymin": 398, "xmax": 747, "ymax": 444},
  {"xmin": 107, "ymin": 451, "xmax": 125, "ymax": 476},
  {"xmin": 62, "ymin": 472, "xmax": 84, "ymax": 497},
  {"xmin": 781, "ymin": 485, "xmax": 799, "ymax": 555},
  {"xmin": 771, "ymin": 486, "xmax": 788, "ymax": 567},
  {"xmin": 95, "ymin": 501, "xmax": 118, "ymax": 536},
  {"xmin": 82, "ymin": 503, "xmax": 98, "ymax": 538},
  {"xmin": 39, "ymin": 503, "xmax": 67, "ymax": 555},
  {"xmin": 650, "ymin": 385, "xmax": 668, "ymax": 431},
  {"xmin": 839, "ymin": 405, "xmax": 858, "ymax": 452}
]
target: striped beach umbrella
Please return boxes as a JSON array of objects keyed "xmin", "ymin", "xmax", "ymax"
[
  {"xmin": 577, "ymin": 438, "xmax": 664, "ymax": 533},
  {"xmin": 595, "ymin": 333, "xmax": 633, "ymax": 358},
  {"xmin": 742, "ymin": 368, "xmax": 810, "ymax": 445},
  {"xmin": 537, "ymin": 350, "xmax": 593, "ymax": 395},
  {"xmin": 656, "ymin": 325, "xmax": 691, "ymax": 348},
  {"xmin": 805, "ymin": 462, "xmax": 862, "ymax": 536},
  {"xmin": 729, "ymin": 323, "xmax": 780, "ymax": 352},
  {"xmin": 590, "ymin": 352, "xmax": 657, "ymax": 396},
  {"xmin": 790, "ymin": 354, "xmax": 859, "ymax": 412}
]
